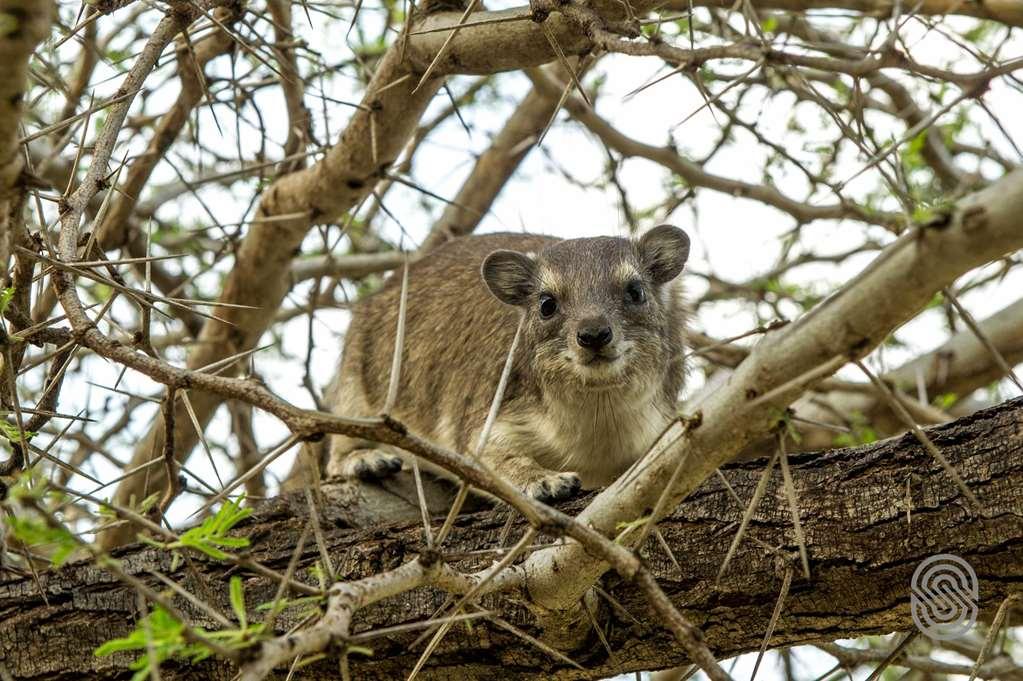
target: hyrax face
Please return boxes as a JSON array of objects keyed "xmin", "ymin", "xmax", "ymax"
[{"xmin": 482, "ymin": 225, "xmax": 690, "ymax": 393}]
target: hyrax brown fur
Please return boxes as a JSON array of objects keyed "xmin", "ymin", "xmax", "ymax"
[{"xmin": 327, "ymin": 225, "xmax": 690, "ymax": 502}]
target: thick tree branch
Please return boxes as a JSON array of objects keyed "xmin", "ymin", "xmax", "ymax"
[
  {"xmin": 524, "ymin": 167, "xmax": 1023, "ymax": 612},
  {"xmin": 0, "ymin": 0, "xmax": 52, "ymax": 273},
  {"xmin": 407, "ymin": 1, "xmax": 1023, "ymax": 77},
  {"xmin": 2, "ymin": 398, "xmax": 1021, "ymax": 679},
  {"xmin": 792, "ymin": 295, "xmax": 1023, "ymax": 449}
]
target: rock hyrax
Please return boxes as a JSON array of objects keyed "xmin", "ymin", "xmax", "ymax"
[{"xmin": 328, "ymin": 225, "xmax": 690, "ymax": 502}]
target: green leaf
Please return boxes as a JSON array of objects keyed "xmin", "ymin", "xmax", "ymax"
[
  {"xmin": 924, "ymin": 291, "xmax": 945, "ymax": 310},
  {"xmin": 614, "ymin": 515, "xmax": 651, "ymax": 543},
  {"xmin": 0, "ymin": 419, "xmax": 36, "ymax": 441},
  {"xmin": 97, "ymin": 604, "xmax": 265, "ymax": 679},
  {"xmin": 832, "ymin": 411, "xmax": 878, "ymax": 447},
  {"xmin": 0, "ymin": 286, "xmax": 15, "ymax": 313},
  {"xmin": 6, "ymin": 515, "xmax": 78, "ymax": 567},
  {"xmin": 168, "ymin": 498, "xmax": 252, "ymax": 561},
  {"xmin": 903, "ymin": 130, "xmax": 928, "ymax": 173},
  {"xmin": 230, "ymin": 576, "xmax": 247, "ymax": 628},
  {"xmin": 960, "ymin": 20, "xmax": 995, "ymax": 44}
]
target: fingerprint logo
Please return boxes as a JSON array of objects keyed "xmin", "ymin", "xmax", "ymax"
[{"xmin": 910, "ymin": 554, "xmax": 978, "ymax": 640}]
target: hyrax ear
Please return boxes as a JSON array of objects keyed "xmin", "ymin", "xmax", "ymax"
[
  {"xmin": 481, "ymin": 250, "xmax": 537, "ymax": 306},
  {"xmin": 638, "ymin": 224, "xmax": 690, "ymax": 285}
]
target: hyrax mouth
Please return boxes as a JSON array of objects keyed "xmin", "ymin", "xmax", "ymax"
[
  {"xmin": 580, "ymin": 352, "xmax": 620, "ymax": 366},
  {"xmin": 574, "ymin": 345, "xmax": 628, "ymax": 373}
]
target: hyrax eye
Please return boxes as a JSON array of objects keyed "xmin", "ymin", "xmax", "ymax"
[
  {"xmin": 538, "ymin": 293, "xmax": 558, "ymax": 319},
  {"xmin": 625, "ymin": 280, "xmax": 646, "ymax": 304}
]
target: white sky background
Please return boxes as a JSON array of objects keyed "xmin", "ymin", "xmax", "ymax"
[{"xmin": 26, "ymin": 1, "xmax": 1023, "ymax": 676}]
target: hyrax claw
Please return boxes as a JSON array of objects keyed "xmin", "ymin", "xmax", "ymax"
[
  {"xmin": 342, "ymin": 449, "xmax": 403, "ymax": 481},
  {"xmin": 526, "ymin": 472, "xmax": 582, "ymax": 503}
]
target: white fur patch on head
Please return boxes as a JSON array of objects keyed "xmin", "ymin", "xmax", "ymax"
[
  {"xmin": 614, "ymin": 261, "xmax": 642, "ymax": 284},
  {"xmin": 536, "ymin": 266, "xmax": 560, "ymax": 295}
]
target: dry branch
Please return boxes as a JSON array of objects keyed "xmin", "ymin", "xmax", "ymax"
[
  {"xmin": 101, "ymin": 19, "xmax": 452, "ymax": 547},
  {"xmin": 97, "ymin": 0, "xmax": 1023, "ymax": 555},
  {"xmin": 0, "ymin": 0, "xmax": 53, "ymax": 272},
  {"xmin": 92, "ymin": 5, "xmax": 243, "ymax": 252},
  {"xmin": 2, "ymin": 397, "xmax": 1021, "ymax": 679},
  {"xmin": 524, "ymin": 168, "xmax": 1023, "ymax": 612}
]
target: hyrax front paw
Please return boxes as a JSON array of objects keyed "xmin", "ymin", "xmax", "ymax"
[
  {"xmin": 525, "ymin": 472, "xmax": 582, "ymax": 503},
  {"xmin": 339, "ymin": 449, "xmax": 403, "ymax": 481}
]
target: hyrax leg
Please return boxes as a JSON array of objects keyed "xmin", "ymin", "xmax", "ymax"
[
  {"xmin": 326, "ymin": 433, "xmax": 404, "ymax": 482},
  {"xmin": 481, "ymin": 447, "xmax": 581, "ymax": 503},
  {"xmin": 326, "ymin": 376, "xmax": 405, "ymax": 482}
]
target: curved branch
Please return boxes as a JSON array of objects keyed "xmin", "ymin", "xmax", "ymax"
[
  {"xmin": 100, "ymin": 15, "xmax": 453, "ymax": 548},
  {"xmin": 1, "ymin": 398, "xmax": 1021, "ymax": 679},
  {"xmin": 0, "ymin": 0, "xmax": 53, "ymax": 272},
  {"xmin": 524, "ymin": 67, "xmax": 898, "ymax": 227},
  {"xmin": 524, "ymin": 167, "xmax": 1023, "ymax": 612}
]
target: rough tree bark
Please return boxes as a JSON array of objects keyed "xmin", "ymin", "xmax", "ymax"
[
  {"xmin": 0, "ymin": 0, "xmax": 53, "ymax": 274},
  {"xmin": 2, "ymin": 397, "xmax": 1021, "ymax": 680}
]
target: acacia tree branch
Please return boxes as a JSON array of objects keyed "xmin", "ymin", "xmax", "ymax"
[
  {"xmin": 289, "ymin": 250, "xmax": 408, "ymax": 283},
  {"xmin": 523, "ymin": 167, "xmax": 1023, "ymax": 613},
  {"xmin": 524, "ymin": 67, "xmax": 901, "ymax": 228},
  {"xmin": 2, "ymin": 397, "xmax": 1021, "ymax": 679},
  {"xmin": 99, "ymin": 0, "xmax": 1023, "ymax": 549},
  {"xmin": 887, "ymin": 296, "xmax": 1023, "ymax": 400},
  {"xmin": 407, "ymin": 0, "xmax": 1023, "ymax": 78},
  {"xmin": 679, "ymin": 0, "xmax": 1023, "ymax": 26},
  {"xmin": 700, "ymin": 294, "xmax": 1023, "ymax": 451},
  {"xmin": 90, "ymin": 5, "xmax": 243, "ymax": 252},
  {"xmin": 790, "ymin": 295, "xmax": 1023, "ymax": 450},
  {"xmin": 100, "ymin": 8, "xmax": 454, "ymax": 547},
  {"xmin": 55, "ymin": 1, "xmax": 231, "ymax": 253},
  {"xmin": 0, "ymin": 0, "xmax": 53, "ymax": 273},
  {"xmin": 267, "ymin": 0, "xmax": 313, "ymax": 172},
  {"xmin": 20, "ymin": 4, "xmax": 245, "ymax": 334},
  {"xmin": 55, "ymin": 8, "xmax": 99, "ymax": 128},
  {"xmin": 765, "ymin": 12, "xmax": 968, "ymax": 192}
]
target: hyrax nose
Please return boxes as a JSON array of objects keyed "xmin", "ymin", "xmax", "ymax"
[{"xmin": 577, "ymin": 320, "xmax": 613, "ymax": 350}]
